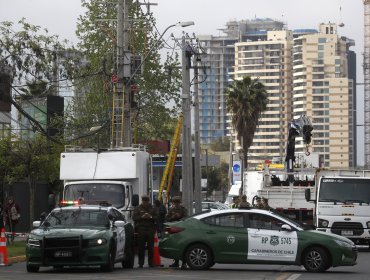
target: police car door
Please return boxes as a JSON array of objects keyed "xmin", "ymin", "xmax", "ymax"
[
  {"xmin": 111, "ymin": 209, "xmax": 126, "ymax": 260},
  {"xmin": 246, "ymin": 212, "xmax": 298, "ymax": 262}
]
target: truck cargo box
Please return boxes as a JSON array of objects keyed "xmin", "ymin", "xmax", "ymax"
[{"xmin": 60, "ymin": 150, "xmax": 149, "ymax": 180}]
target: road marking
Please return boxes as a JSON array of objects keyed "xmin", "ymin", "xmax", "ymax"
[
  {"xmin": 275, "ymin": 273, "xmax": 301, "ymax": 280},
  {"xmin": 286, "ymin": 274, "xmax": 301, "ymax": 280}
]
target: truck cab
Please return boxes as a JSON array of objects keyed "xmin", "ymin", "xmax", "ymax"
[{"xmin": 60, "ymin": 146, "xmax": 151, "ymax": 221}]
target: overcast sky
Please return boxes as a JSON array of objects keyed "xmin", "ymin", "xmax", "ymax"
[{"xmin": 0, "ymin": 0, "xmax": 365, "ymax": 164}]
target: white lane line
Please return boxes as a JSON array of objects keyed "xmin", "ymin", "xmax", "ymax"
[{"xmin": 286, "ymin": 274, "xmax": 301, "ymax": 280}]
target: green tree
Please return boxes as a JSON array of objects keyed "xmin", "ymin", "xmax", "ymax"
[
  {"xmin": 203, "ymin": 162, "xmax": 229, "ymax": 197},
  {"xmin": 209, "ymin": 136, "xmax": 230, "ymax": 152},
  {"xmin": 4, "ymin": 135, "xmax": 62, "ymax": 225},
  {"xmin": 226, "ymin": 76, "xmax": 268, "ymax": 170},
  {"xmin": 0, "ymin": 19, "xmax": 79, "ymax": 87},
  {"xmin": 74, "ymin": 0, "xmax": 182, "ymax": 144}
]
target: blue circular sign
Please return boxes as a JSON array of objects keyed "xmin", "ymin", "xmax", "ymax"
[{"xmin": 232, "ymin": 163, "xmax": 241, "ymax": 172}]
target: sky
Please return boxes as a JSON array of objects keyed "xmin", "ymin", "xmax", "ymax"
[{"xmin": 0, "ymin": 0, "xmax": 365, "ymax": 164}]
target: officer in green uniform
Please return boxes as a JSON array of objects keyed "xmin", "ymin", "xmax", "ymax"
[
  {"xmin": 262, "ymin": 197, "xmax": 273, "ymax": 210},
  {"xmin": 166, "ymin": 196, "xmax": 187, "ymax": 268},
  {"xmin": 254, "ymin": 196, "xmax": 264, "ymax": 209},
  {"xmin": 133, "ymin": 195, "xmax": 158, "ymax": 268}
]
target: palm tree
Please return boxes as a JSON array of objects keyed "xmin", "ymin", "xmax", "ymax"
[{"xmin": 226, "ymin": 76, "xmax": 268, "ymax": 170}]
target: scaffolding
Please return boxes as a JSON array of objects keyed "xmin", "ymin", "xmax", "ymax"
[{"xmin": 364, "ymin": 0, "xmax": 370, "ymax": 166}]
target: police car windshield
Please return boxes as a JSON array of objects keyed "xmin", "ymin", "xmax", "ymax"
[
  {"xmin": 64, "ymin": 183, "xmax": 125, "ymax": 208},
  {"xmin": 43, "ymin": 209, "xmax": 109, "ymax": 228}
]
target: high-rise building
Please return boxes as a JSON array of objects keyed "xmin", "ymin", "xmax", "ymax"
[
  {"xmin": 292, "ymin": 23, "xmax": 355, "ymax": 168},
  {"xmin": 364, "ymin": 0, "xmax": 370, "ymax": 166},
  {"xmin": 232, "ymin": 30, "xmax": 294, "ymax": 167},
  {"xmin": 197, "ymin": 19, "xmax": 284, "ymax": 144},
  {"xmin": 230, "ymin": 23, "xmax": 355, "ymax": 168},
  {"xmin": 199, "ymin": 19, "xmax": 356, "ymax": 168}
]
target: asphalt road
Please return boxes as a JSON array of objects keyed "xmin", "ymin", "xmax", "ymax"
[{"xmin": 1, "ymin": 251, "xmax": 369, "ymax": 280}]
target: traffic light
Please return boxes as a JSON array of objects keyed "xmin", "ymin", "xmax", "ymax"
[{"xmin": 302, "ymin": 125, "xmax": 313, "ymax": 144}]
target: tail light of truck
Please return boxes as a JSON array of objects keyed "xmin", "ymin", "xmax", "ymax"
[{"xmin": 165, "ymin": 226, "xmax": 185, "ymax": 234}]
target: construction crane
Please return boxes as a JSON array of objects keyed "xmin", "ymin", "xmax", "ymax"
[
  {"xmin": 285, "ymin": 115, "xmax": 313, "ymax": 182},
  {"xmin": 158, "ymin": 114, "xmax": 182, "ymax": 204}
]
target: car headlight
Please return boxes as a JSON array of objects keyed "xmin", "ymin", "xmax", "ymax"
[
  {"xmin": 366, "ymin": 221, "xmax": 370, "ymax": 228},
  {"xmin": 334, "ymin": 239, "xmax": 354, "ymax": 248},
  {"xmin": 319, "ymin": 219, "xmax": 329, "ymax": 228},
  {"xmin": 28, "ymin": 238, "xmax": 41, "ymax": 247},
  {"xmin": 88, "ymin": 238, "xmax": 107, "ymax": 247}
]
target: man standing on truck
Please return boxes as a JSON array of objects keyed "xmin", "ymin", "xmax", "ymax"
[{"xmin": 133, "ymin": 195, "xmax": 158, "ymax": 268}]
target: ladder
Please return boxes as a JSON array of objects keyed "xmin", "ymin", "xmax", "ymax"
[
  {"xmin": 111, "ymin": 85, "xmax": 124, "ymax": 148},
  {"xmin": 158, "ymin": 114, "xmax": 182, "ymax": 204}
]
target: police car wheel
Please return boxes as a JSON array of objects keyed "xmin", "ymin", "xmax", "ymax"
[
  {"xmin": 101, "ymin": 246, "xmax": 115, "ymax": 272},
  {"xmin": 185, "ymin": 244, "xmax": 213, "ymax": 270},
  {"xmin": 302, "ymin": 246, "xmax": 330, "ymax": 272},
  {"xmin": 122, "ymin": 240, "xmax": 134, "ymax": 268},
  {"xmin": 26, "ymin": 264, "xmax": 39, "ymax": 273}
]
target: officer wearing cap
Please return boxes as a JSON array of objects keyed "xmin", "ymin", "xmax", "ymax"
[
  {"xmin": 166, "ymin": 196, "xmax": 187, "ymax": 268},
  {"xmin": 254, "ymin": 196, "xmax": 264, "ymax": 209},
  {"xmin": 262, "ymin": 197, "xmax": 273, "ymax": 210},
  {"xmin": 133, "ymin": 195, "xmax": 158, "ymax": 268}
]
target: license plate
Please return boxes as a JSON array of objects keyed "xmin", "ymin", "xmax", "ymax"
[
  {"xmin": 54, "ymin": 251, "xmax": 72, "ymax": 257},
  {"xmin": 341, "ymin": 230, "xmax": 353, "ymax": 236}
]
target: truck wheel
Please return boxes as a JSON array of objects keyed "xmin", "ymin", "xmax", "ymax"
[
  {"xmin": 101, "ymin": 247, "xmax": 115, "ymax": 272},
  {"xmin": 185, "ymin": 244, "xmax": 213, "ymax": 270},
  {"xmin": 26, "ymin": 264, "xmax": 39, "ymax": 273},
  {"xmin": 302, "ymin": 246, "xmax": 330, "ymax": 272}
]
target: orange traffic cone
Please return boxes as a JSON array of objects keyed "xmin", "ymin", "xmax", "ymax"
[
  {"xmin": 0, "ymin": 228, "xmax": 9, "ymax": 266},
  {"xmin": 152, "ymin": 231, "xmax": 162, "ymax": 267}
]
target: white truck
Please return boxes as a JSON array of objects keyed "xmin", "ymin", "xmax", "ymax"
[
  {"xmin": 224, "ymin": 181, "xmax": 242, "ymax": 206},
  {"xmin": 244, "ymin": 168, "xmax": 316, "ymax": 225},
  {"xmin": 305, "ymin": 169, "xmax": 370, "ymax": 247},
  {"xmin": 59, "ymin": 145, "xmax": 152, "ymax": 221}
]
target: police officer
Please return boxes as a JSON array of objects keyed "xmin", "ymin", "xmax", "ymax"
[
  {"xmin": 238, "ymin": 194, "xmax": 251, "ymax": 208},
  {"xmin": 133, "ymin": 195, "xmax": 158, "ymax": 268},
  {"xmin": 230, "ymin": 196, "xmax": 239, "ymax": 208},
  {"xmin": 254, "ymin": 196, "xmax": 264, "ymax": 209},
  {"xmin": 262, "ymin": 197, "xmax": 273, "ymax": 210},
  {"xmin": 166, "ymin": 196, "xmax": 187, "ymax": 268}
]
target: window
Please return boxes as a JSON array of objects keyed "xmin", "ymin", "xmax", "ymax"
[
  {"xmin": 202, "ymin": 213, "xmax": 245, "ymax": 228},
  {"xmin": 247, "ymin": 213, "xmax": 284, "ymax": 230}
]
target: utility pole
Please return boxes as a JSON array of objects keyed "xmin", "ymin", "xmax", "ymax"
[
  {"xmin": 113, "ymin": 0, "xmax": 131, "ymax": 148},
  {"xmin": 181, "ymin": 36, "xmax": 193, "ymax": 215},
  {"xmin": 193, "ymin": 51, "xmax": 202, "ymax": 214}
]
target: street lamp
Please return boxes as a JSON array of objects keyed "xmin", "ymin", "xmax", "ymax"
[{"xmin": 127, "ymin": 21, "xmax": 195, "ymax": 84}]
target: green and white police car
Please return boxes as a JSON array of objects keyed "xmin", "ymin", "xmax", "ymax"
[
  {"xmin": 159, "ymin": 208, "xmax": 357, "ymax": 272},
  {"xmin": 26, "ymin": 202, "xmax": 135, "ymax": 272}
]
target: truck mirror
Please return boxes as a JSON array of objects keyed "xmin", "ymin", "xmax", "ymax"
[
  {"xmin": 305, "ymin": 188, "xmax": 311, "ymax": 202},
  {"xmin": 132, "ymin": 194, "xmax": 139, "ymax": 207}
]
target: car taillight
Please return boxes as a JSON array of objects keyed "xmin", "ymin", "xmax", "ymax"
[{"xmin": 165, "ymin": 226, "xmax": 185, "ymax": 234}]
